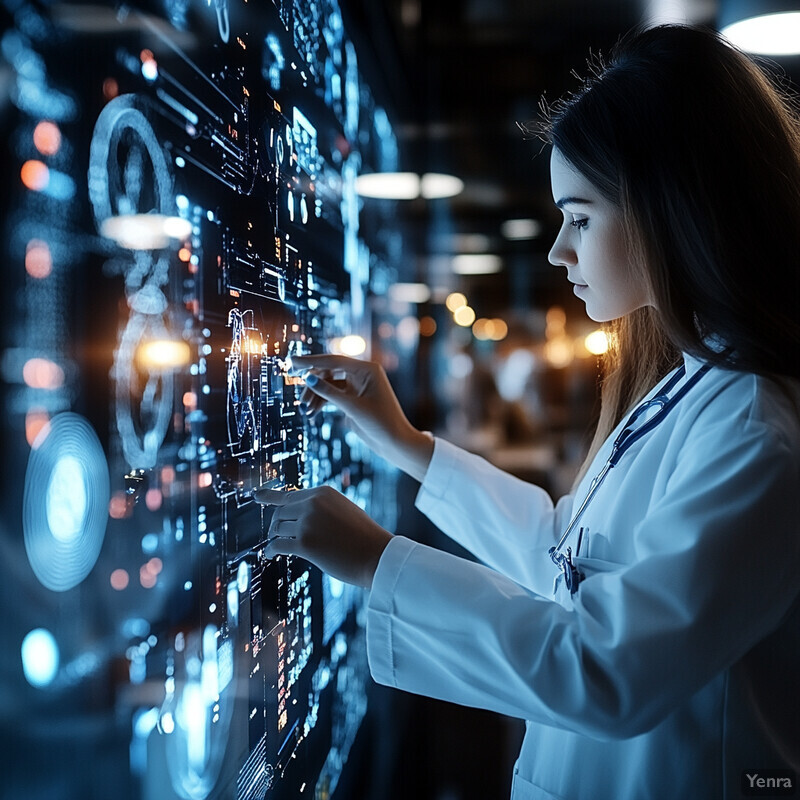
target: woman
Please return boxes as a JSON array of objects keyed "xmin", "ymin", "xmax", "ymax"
[{"xmin": 257, "ymin": 25, "xmax": 800, "ymax": 799}]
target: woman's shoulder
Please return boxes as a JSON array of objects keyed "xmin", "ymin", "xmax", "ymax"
[{"xmin": 681, "ymin": 353, "xmax": 800, "ymax": 447}]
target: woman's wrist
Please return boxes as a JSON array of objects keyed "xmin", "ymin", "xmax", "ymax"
[{"xmin": 389, "ymin": 426, "xmax": 434, "ymax": 482}]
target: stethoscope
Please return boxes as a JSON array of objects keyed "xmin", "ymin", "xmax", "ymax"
[{"xmin": 549, "ymin": 362, "xmax": 712, "ymax": 596}]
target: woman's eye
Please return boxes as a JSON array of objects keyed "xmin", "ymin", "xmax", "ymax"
[{"xmin": 570, "ymin": 218, "xmax": 588, "ymax": 230}]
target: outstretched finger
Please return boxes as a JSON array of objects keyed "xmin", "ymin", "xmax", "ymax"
[
  {"xmin": 254, "ymin": 487, "xmax": 306, "ymax": 507},
  {"xmin": 289, "ymin": 353, "xmax": 367, "ymax": 376},
  {"xmin": 301, "ymin": 373, "xmax": 350, "ymax": 405},
  {"xmin": 264, "ymin": 534, "xmax": 301, "ymax": 560}
]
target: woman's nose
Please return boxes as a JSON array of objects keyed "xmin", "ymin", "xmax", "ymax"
[{"xmin": 547, "ymin": 229, "xmax": 576, "ymax": 268}]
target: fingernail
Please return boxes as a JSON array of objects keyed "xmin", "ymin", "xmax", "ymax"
[{"xmin": 305, "ymin": 373, "xmax": 318, "ymax": 386}]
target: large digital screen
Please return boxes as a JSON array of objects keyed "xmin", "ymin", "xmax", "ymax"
[{"xmin": 0, "ymin": 1, "xmax": 402, "ymax": 797}]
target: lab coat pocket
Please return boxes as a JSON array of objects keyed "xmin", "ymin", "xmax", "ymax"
[{"xmin": 511, "ymin": 769, "xmax": 567, "ymax": 800}]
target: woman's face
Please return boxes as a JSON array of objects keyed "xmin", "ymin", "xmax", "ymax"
[{"xmin": 548, "ymin": 148, "xmax": 653, "ymax": 322}]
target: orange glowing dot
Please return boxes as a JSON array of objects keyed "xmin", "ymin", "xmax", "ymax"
[
  {"xmin": 229, "ymin": 289, "xmax": 240, "ymax": 298},
  {"xmin": 23, "ymin": 358, "xmax": 64, "ymax": 390},
  {"xmin": 178, "ymin": 247, "xmax": 191, "ymax": 262},
  {"xmin": 188, "ymin": 260, "xmax": 198, "ymax": 274},
  {"xmin": 33, "ymin": 121, "xmax": 61, "ymax": 156},
  {"xmin": 146, "ymin": 557, "xmax": 163, "ymax": 575},
  {"xmin": 25, "ymin": 409, "xmax": 50, "ymax": 447},
  {"xmin": 20, "ymin": 160, "xmax": 49, "ymax": 191},
  {"xmin": 182, "ymin": 391, "xmax": 198, "ymax": 409},
  {"xmin": 198, "ymin": 472, "xmax": 213, "ymax": 489},
  {"xmin": 145, "ymin": 488, "xmax": 162, "ymax": 511},
  {"xmin": 108, "ymin": 491, "xmax": 129, "ymax": 519},
  {"xmin": 161, "ymin": 465, "xmax": 175, "ymax": 484},
  {"xmin": 25, "ymin": 239, "xmax": 52, "ymax": 279},
  {"xmin": 419, "ymin": 316, "xmax": 437, "ymax": 337},
  {"xmin": 110, "ymin": 569, "xmax": 129, "ymax": 590},
  {"xmin": 140, "ymin": 49, "xmax": 154, "ymax": 62},
  {"xmin": 102, "ymin": 77, "xmax": 118, "ymax": 100},
  {"xmin": 291, "ymin": 324, "xmax": 300, "ymax": 332}
]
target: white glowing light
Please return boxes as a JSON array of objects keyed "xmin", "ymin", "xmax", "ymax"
[
  {"xmin": 141, "ymin": 58, "xmax": 158, "ymax": 81},
  {"xmin": 420, "ymin": 172, "xmax": 464, "ymax": 199},
  {"xmin": 46, "ymin": 455, "xmax": 88, "ymax": 543},
  {"xmin": 100, "ymin": 214, "xmax": 192, "ymax": 250},
  {"xmin": 160, "ymin": 711, "xmax": 175, "ymax": 734},
  {"xmin": 453, "ymin": 305, "xmax": 476, "ymax": 327},
  {"xmin": 162, "ymin": 216, "xmax": 193, "ymax": 239},
  {"xmin": 337, "ymin": 335, "xmax": 367, "ymax": 356},
  {"xmin": 452, "ymin": 254, "xmax": 502, "ymax": 275},
  {"xmin": 388, "ymin": 283, "xmax": 431, "ymax": 304},
  {"xmin": 227, "ymin": 582, "xmax": 239, "ymax": 626},
  {"xmin": 721, "ymin": 12, "xmax": 800, "ymax": 55},
  {"xmin": 445, "ymin": 292, "xmax": 467, "ymax": 312},
  {"xmin": 354, "ymin": 172, "xmax": 419, "ymax": 200},
  {"xmin": 21, "ymin": 628, "xmax": 59, "ymax": 688},
  {"xmin": 501, "ymin": 218, "xmax": 542, "ymax": 240},
  {"xmin": 584, "ymin": 329, "xmax": 610, "ymax": 355},
  {"xmin": 137, "ymin": 339, "xmax": 192, "ymax": 370}
]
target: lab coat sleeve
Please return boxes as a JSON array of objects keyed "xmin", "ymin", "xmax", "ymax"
[
  {"xmin": 415, "ymin": 436, "xmax": 575, "ymax": 594},
  {"xmin": 367, "ymin": 419, "xmax": 800, "ymax": 739}
]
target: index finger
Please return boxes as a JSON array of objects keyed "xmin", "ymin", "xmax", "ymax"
[
  {"xmin": 288, "ymin": 353, "xmax": 366, "ymax": 375},
  {"xmin": 254, "ymin": 487, "xmax": 304, "ymax": 505}
]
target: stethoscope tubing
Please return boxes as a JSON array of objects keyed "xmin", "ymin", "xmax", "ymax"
[{"xmin": 550, "ymin": 362, "xmax": 712, "ymax": 565}]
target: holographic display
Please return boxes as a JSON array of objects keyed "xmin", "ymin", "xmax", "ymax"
[{"xmin": 0, "ymin": 2, "xmax": 401, "ymax": 798}]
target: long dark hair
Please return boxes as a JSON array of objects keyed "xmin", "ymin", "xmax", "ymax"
[{"xmin": 530, "ymin": 24, "xmax": 800, "ymax": 479}]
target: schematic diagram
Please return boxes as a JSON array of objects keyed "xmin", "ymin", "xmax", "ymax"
[{"xmin": 2, "ymin": 1, "xmax": 403, "ymax": 799}]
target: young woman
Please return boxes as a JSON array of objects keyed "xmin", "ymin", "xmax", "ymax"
[{"xmin": 256, "ymin": 25, "xmax": 800, "ymax": 799}]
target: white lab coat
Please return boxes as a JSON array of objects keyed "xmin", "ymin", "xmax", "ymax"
[{"xmin": 366, "ymin": 353, "xmax": 800, "ymax": 799}]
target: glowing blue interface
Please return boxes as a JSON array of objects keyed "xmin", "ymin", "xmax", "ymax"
[{"xmin": 0, "ymin": 1, "xmax": 401, "ymax": 798}]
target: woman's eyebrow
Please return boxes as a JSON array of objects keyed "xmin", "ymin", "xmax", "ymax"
[{"xmin": 555, "ymin": 196, "xmax": 593, "ymax": 209}]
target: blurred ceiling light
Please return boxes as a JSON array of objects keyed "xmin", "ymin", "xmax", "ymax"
[
  {"xmin": 355, "ymin": 171, "xmax": 464, "ymax": 200},
  {"xmin": 452, "ymin": 254, "xmax": 502, "ymax": 275},
  {"xmin": 420, "ymin": 173, "xmax": 464, "ymax": 200},
  {"xmin": 501, "ymin": 218, "xmax": 542, "ymax": 240},
  {"xmin": 473, "ymin": 318, "xmax": 508, "ymax": 341},
  {"xmin": 490, "ymin": 318, "xmax": 508, "ymax": 341},
  {"xmin": 451, "ymin": 233, "xmax": 491, "ymax": 253},
  {"xmin": 137, "ymin": 339, "xmax": 191, "ymax": 370},
  {"xmin": 720, "ymin": 6, "xmax": 800, "ymax": 54},
  {"xmin": 445, "ymin": 292, "xmax": 467, "ymax": 312},
  {"xmin": 453, "ymin": 305, "xmax": 477, "ymax": 327},
  {"xmin": 545, "ymin": 305, "xmax": 567, "ymax": 336},
  {"xmin": 473, "ymin": 318, "xmax": 490, "ymax": 340},
  {"xmin": 584, "ymin": 329, "xmax": 610, "ymax": 355},
  {"xmin": 388, "ymin": 282, "xmax": 431, "ymax": 304},
  {"xmin": 355, "ymin": 172, "xmax": 420, "ymax": 199},
  {"xmin": 100, "ymin": 214, "xmax": 193, "ymax": 250},
  {"xmin": 544, "ymin": 337, "xmax": 574, "ymax": 369}
]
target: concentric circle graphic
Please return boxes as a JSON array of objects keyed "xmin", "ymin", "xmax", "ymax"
[{"xmin": 23, "ymin": 413, "xmax": 110, "ymax": 592}]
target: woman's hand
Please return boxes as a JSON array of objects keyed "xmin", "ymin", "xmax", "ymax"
[
  {"xmin": 290, "ymin": 354, "xmax": 434, "ymax": 481},
  {"xmin": 254, "ymin": 485, "xmax": 392, "ymax": 589}
]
